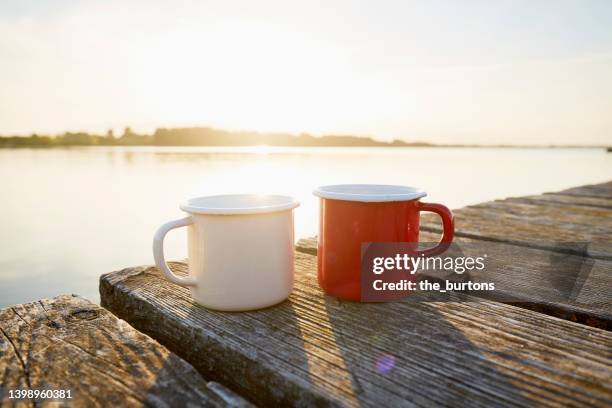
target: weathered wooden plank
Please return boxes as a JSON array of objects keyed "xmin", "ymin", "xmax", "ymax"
[
  {"xmin": 100, "ymin": 255, "xmax": 612, "ymax": 408},
  {"xmin": 554, "ymin": 181, "xmax": 612, "ymax": 199},
  {"xmin": 295, "ymin": 236, "xmax": 318, "ymax": 256},
  {"xmin": 510, "ymin": 193, "xmax": 612, "ymax": 210},
  {"xmin": 421, "ymin": 195, "xmax": 612, "ymax": 259},
  {"xmin": 296, "ymin": 236, "xmax": 612, "ymax": 329},
  {"xmin": 0, "ymin": 295, "xmax": 253, "ymax": 407}
]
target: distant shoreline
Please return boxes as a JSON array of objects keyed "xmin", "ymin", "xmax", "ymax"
[
  {"xmin": 0, "ymin": 126, "xmax": 608, "ymax": 149},
  {"xmin": 1, "ymin": 144, "xmax": 607, "ymax": 149}
]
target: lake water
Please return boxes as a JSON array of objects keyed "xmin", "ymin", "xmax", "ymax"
[{"xmin": 1, "ymin": 146, "xmax": 610, "ymax": 307}]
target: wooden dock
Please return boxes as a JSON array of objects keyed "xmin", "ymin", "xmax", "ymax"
[
  {"xmin": 99, "ymin": 181, "xmax": 612, "ymax": 407},
  {"xmin": 0, "ymin": 295, "xmax": 253, "ymax": 407},
  {"xmin": 2, "ymin": 181, "xmax": 611, "ymax": 407}
]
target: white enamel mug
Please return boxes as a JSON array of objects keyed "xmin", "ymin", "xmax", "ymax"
[{"xmin": 153, "ymin": 194, "xmax": 299, "ymax": 311}]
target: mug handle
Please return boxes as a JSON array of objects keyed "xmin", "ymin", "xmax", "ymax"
[
  {"xmin": 416, "ymin": 202, "xmax": 454, "ymax": 257},
  {"xmin": 153, "ymin": 217, "xmax": 197, "ymax": 287}
]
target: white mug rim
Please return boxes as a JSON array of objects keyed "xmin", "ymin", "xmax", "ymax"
[
  {"xmin": 180, "ymin": 194, "xmax": 300, "ymax": 215},
  {"xmin": 313, "ymin": 184, "xmax": 427, "ymax": 202}
]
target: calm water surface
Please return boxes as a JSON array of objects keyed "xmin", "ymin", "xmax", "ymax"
[{"xmin": 1, "ymin": 146, "xmax": 611, "ymax": 307}]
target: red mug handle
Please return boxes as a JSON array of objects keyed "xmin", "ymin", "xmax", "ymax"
[{"xmin": 416, "ymin": 202, "xmax": 454, "ymax": 257}]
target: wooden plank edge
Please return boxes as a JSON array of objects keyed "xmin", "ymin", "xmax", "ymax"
[
  {"xmin": 512, "ymin": 195, "xmax": 612, "ymax": 210},
  {"xmin": 418, "ymin": 225, "xmax": 611, "ymax": 260}
]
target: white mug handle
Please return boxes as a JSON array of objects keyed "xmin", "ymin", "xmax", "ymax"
[{"xmin": 153, "ymin": 217, "xmax": 197, "ymax": 287}]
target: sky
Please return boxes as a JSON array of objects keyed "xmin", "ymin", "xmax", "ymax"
[{"xmin": 1, "ymin": 0, "xmax": 611, "ymax": 145}]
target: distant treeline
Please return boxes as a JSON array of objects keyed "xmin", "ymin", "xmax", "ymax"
[
  {"xmin": 0, "ymin": 128, "xmax": 148, "ymax": 147},
  {"xmin": 0, "ymin": 127, "xmax": 432, "ymax": 148}
]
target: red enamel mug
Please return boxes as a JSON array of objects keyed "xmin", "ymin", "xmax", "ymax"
[{"xmin": 313, "ymin": 184, "xmax": 454, "ymax": 301}]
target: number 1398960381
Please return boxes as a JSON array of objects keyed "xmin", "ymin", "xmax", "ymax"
[{"xmin": 7, "ymin": 389, "xmax": 72, "ymax": 400}]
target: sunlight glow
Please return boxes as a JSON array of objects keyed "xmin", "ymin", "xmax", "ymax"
[
  {"xmin": 1, "ymin": 1, "xmax": 611, "ymax": 145},
  {"xmin": 135, "ymin": 21, "xmax": 382, "ymax": 136}
]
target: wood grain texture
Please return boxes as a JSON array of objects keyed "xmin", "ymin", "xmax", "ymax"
[
  {"xmin": 0, "ymin": 295, "xmax": 253, "ymax": 408},
  {"xmin": 100, "ymin": 254, "xmax": 612, "ymax": 408},
  {"xmin": 295, "ymin": 237, "xmax": 318, "ymax": 256},
  {"xmin": 509, "ymin": 193, "xmax": 612, "ymax": 210},
  {"xmin": 554, "ymin": 181, "xmax": 612, "ymax": 199},
  {"xmin": 421, "ymin": 181, "xmax": 612, "ymax": 259},
  {"xmin": 296, "ymin": 236, "xmax": 612, "ymax": 329}
]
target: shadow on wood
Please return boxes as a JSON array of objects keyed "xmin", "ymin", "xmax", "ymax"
[
  {"xmin": 100, "ymin": 254, "xmax": 612, "ymax": 407},
  {"xmin": 297, "ymin": 235, "xmax": 612, "ymax": 329}
]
